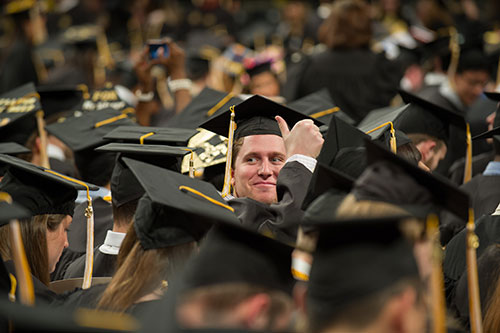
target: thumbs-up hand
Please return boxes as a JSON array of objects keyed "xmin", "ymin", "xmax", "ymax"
[{"xmin": 276, "ymin": 116, "xmax": 324, "ymax": 159}]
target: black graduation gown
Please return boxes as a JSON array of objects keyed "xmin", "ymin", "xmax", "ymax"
[
  {"xmin": 442, "ymin": 215, "xmax": 500, "ymax": 318},
  {"xmin": 3, "ymin": 260, "xmax": 60, "ymax": 305},
  {"xmin": 229, "ymin": 161, "xmax": 313, "ymax": 244},
  {"xmin": 60, "ymin": 283, "xmax": 108, "ymax": 310},
  {"xmin": 0, "ymin": 39, "xmax": 38, "ymax": 94},
  {"xmin": 63, "ymin": 248, "xmax": 117, "ymax": 279},
  {"xmin": 440, "ymin": 174, "xmax": 500, "ymax": 245},
  {"xmin": 448, "ymin": 151, "xmax": 493, "ymax": 186},
  {"xmin": 50, "ymin": 248, "xmax": 85, "ymax": 281},
  {"xmin": 295, "ymin": 48, "xmax": 404, "ymax": 123},
  {"xmin": 67, "ymin": 197, "xmax": 113, "ymax": 255}
]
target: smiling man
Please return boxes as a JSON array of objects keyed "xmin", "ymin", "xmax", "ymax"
[{"xmin": 201, "ymin": 95, "xmax": 324, "ymax": 241}]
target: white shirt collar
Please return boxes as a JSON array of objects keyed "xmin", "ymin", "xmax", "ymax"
[{"xmin": 99, "ymin": 230, "xmax": 126, "ymax": 255}]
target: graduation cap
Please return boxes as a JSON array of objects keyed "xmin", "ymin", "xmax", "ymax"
[
  {"xmin": 37, "ymin": 85, "xmax": 84, "ymax": 120},
  {"xmin": 246, "ymin": 60, "xmax": 273, "ymax": 77},
  {"xmin": 179, "ymin": 129, "xmax": 227, "ymax": 174},
  {"xmin": 0, "ymin": 82, "xmax": 42, "ymax": 145},
  {"xmin": 180, "ymin": 222, "xmax": 295, "ymax": 294},
  {"xmin": 169, "ymin": 87, "xmax": 244, "ymax": 129},
  {"xmin": 0, "ymin": 142, "xmax": 30, "ymax": 155},
  {"xmin": 96, "ymin": 143, "xmax": 189, "ymax": 208},
  {"xmin": 0, "ymin": 154, "xmax": 98, "ymax": 216},
  {"xmin": 395, "ymin": 90, "xmax": 466, "ymax": 142},
  {"xmin": 287, "ymin": 88, "xmax": 355, "ymax": 125},
  {"xmin": 46, "ymin": 107, "xmax": 135, "ymax": 153},
  {"xmin": 307, "ymin": 216, "xmax": 419, "ymax": 317},
  {"xmin": 81, "ymin": 84, "xmax": 130, "ymax": 112},
  {"xmin": 122, "ymin": 157, "xmax": 239, "ymax": 250},
  {"xmin": 302, "ymin": 163, "xmax": 354, "ymax": 221},
  {"xmin": 103, "ymin": 125, "xmax": 197, "ymax": 147},
  {"xmin": 354, "ymin": 140, "xmax": 470, "ymax": 220},
  {"xmin": 200, "ymin": 94, "xmax": 323, "ymax": 139}
]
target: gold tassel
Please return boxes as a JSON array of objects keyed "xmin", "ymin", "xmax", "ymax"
[
  {"xmin": 447, "ymin": 27, "xmax": 460, "ymax": 89},
  {"xmin": 426, "ymin": 214, "xmax": 446, "ymax": 333},
  {"xmin": 463, "ymin": 123, "xmax": 472, "ymax": 184},
  {"xmin": 35, "ymin": 110, "xmax": 50, "ymax": 169},
  {"xmin": 365, "ymin": 121, "xmax": 397, "ymax": 154},
  {"xmin": 184, "ymin": 149, "xmax": 195, "ymax": 178},
  {"xmin": 221, "ymin": 106, "xmax": 236, "ymax": 198},
  {"xmin": 465, "ymin": 208, "xmax": 483, "ymax": 333}
]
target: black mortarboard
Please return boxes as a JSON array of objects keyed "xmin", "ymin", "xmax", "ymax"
[
  {"xmin": 0, "ymin": 196, "xmax": 30, "ymax": 226},
  {"xmin": 308, "ymin": 217, "xmax": 419, "ymax": 314},
  {"xmin": 0, "ymin": 298, "xmax": 138, "ymax": 333},
  {"xmin": 122, "ymin": 157, "xmax": 239, "ymax": 250},
  {"xmin": 0, "ymin": 154, "xmax": 98, "ymax": 216},
  {"xmin": 81, "ymin": 84, "xmax": 131, "ymax": 112},
  {"xmin": 0, "ymin": 82, "xmax": 42, "ymax": 145},
  {"xmin": 302, "ymin": 163, "xmax": 354, "ymax": 220},
  {"xmin": 103, "ymin": 125, "xmax": 197, "ymax": 147},
  {"xmin": 96, "ymin": 143, "xmax": 189, "ymax": 207},
  {"xmin": 45, "ymin": 108, "xmax": 136, "ymax": 153},
  {"xmin": 181, "ymin": 222, "xmax": 294, "ymax": 294},
  {"xmin": 200, "ymin": 95, "xmax": 323, "ymax": 139},
  {"xmin": 472, "ymin": 126, "xmax": 500, "ymax": 141},
  {"xmin": 168, "ymin": 87, "xmax": 243, "ymax": 129},
  {"xmin": 484, "ymin": 91, "xmax": 500, "ymax": 102},
  {"xmin": 246, "ymin": 61, "xmax": 273, "ymax": 77},
  {"xmin": 37, "ymin": 85, "xmax": 83, "ymax": 120},
  {"xmin": 0, "ymin": 142, "xmax": 30, "ymax": 155},
  {"xmin": 358, "ymin": 104, "xmax": 412, "ymax": 150},
  {"xmin": 318, "ymin": 115, "xmax": 370, "ymax": 167},
  {"xmin": 353, "ymin": 140, "xmax": 469, "ymax": 220},
  {"xmin": 287, "ymin": 88, "xmax": 355, "ymax": 125},
  {"xmin": 395, "ymin": 90, "xmax": 466, "ymax": 141}
]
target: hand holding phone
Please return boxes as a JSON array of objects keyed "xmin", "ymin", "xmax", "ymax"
[{"xmin": 148, "ymin": 39, "xmax": 169, "ymax": 59}]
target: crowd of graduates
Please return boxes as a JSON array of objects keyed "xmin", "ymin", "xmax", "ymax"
[{"xmin": 2, "ymin": 0, "xmax": 500, "ymax": 332}]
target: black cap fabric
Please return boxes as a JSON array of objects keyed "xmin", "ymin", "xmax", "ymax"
[
  {"xmin": 0, "ymin": 82, "xmax": 42, "ymax": 144},
  {"xmin": 169, "ymin": 88, "xmax": 243, "ymax": 129},
  {"xmin": 46, "ymin": 109, "xmax": 136, "ymax": 152},
  {"xmin": 302, "ymin": 163, "xmax": 354, "ymax": 210},
  {"xmin": 37, "ymin": 85, "xmax": 84, "ymax": 119},
  {"xmin": 395, "ymin": 90, "xmax": 466, "ymax": 141},
  {"xmin": 317, "ymin": 115, "xmax": 370, "ymax": 167},
  {"xmin": 472, "ymin": 126, "xmax": 500, "ymax": 141},
  {"xmin": 122, "ymin": 157, "xmax": 239, "ymax": 250},
  {"xmin": 0, "ymin": 197, "xmax": 30, "ymax": 226},
  {"xmin": 308, "ymin": 217, "xmax": 419, "ymax": 313},
  {"xmin": 353, "ymin": 140, "xmax": 469, "ymax": 220},
  {"xmin": 0, "ymin": 142, "xmax": 30, "ymax": 155},
  {"xmin": 246, "ymin": 61, "xmax": 273, "ymax": 77},
  {"xmin": 0, "ymin": 154, "xmax": 98, "ymax": 216},
  {"xmin": 103, "ymin": 125, "xmax": 197, "ymax": 147},
  {"xmin": 287, "ymin": 88, "xmax": 355, "ymax": 125},
  {"xmin": 181, "ymin": 222, "xmax": 295, "ymax": 293},
  {"xmin": 96, "ymin": 143, "xmax": 189, "ymax": 207},
  {"xmin": 200, "ymin": 95, "xmax": 323, "ymax": 139}
]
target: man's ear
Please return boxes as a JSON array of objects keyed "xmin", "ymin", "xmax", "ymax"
[
  {"xmin": 385, "ymin": 287, "xmax": 418, "ymax": 333},
  {"xmin": 230, "ymin": 168, "xmax": 235, "ymax": 187},
  {"xmin": 240, "ymin": 293, "xmax": 271, "ymax": 329},
  {"xmin": 33, "ymin": 136, "xmax": 42, "ymax": 153}
]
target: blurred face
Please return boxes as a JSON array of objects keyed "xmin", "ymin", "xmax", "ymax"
[
  {"xmin": 454, "ymin": 70, "xmax": 489, "ymax": 107},
  {"xmin": 232, "ymin": 135, "xmax": 286, "ymax": 204},
  {"xmin": 46, "ymin": 215, "xmax": 71, "ymax": 273},
  {"xmin": 250, "ymin": 72, "xmax": 281, "ymax": 97},
  {"xmin": 416, "ymin": 140, "xmax": 447, "ymax": 171}
]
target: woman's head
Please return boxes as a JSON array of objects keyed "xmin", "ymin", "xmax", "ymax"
[{"xmin": 318, "ymin": 0, "xmax": 372, "ymax": 50}]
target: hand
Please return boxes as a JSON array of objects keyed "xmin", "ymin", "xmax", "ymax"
[
  {"xmin": 133, "ymin": 47, "xmax": 154, "ymax": 92},
  {"xmin": 276, "ymin": 116, "xmax": 324, "ymax": 159},
  {"xmin": 151, "ymin": 40, "xmax": 187, "ymax": 80}
]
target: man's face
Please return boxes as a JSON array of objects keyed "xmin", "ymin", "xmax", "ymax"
[
  {"xmin": 423, "ymin": 143, "xmax": 447, "ymax": 171},
  {"xmin": 454, "ymin": 70, "xmax": 489, "ymax": 107},
  {"xmin": 231, "ymin": 135, "xmax": 286, "ymax": 204}
]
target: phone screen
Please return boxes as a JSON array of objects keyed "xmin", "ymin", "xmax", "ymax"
[{"xmin": 149, "ymin": 41, "xmax": 169, "ymax": 59}]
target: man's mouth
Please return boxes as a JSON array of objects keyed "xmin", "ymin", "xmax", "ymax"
[{"xmin": 253, "ymin": 182, "xmax": 276, "ymax": 187}]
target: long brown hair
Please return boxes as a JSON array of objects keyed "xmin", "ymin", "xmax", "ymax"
[
  {"xmin": 483, "ymin": 245, "xmax": 500, "ymax": 333},
  {"xmin": 97, "ymin": 226, "xmax": 197, "ymax": 312},
  {"xmin": 0, "ymin": 214, "xmax": 66, "ymax": 286}
]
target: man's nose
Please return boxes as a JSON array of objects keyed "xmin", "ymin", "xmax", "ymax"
[{"xmin": 258, "ymin": 160, "xmax": 273, "ymax": 177}]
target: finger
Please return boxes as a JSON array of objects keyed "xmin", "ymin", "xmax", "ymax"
[{"xmin": 275, "ymin": 116, "xmax": 290, "ymax": 138}]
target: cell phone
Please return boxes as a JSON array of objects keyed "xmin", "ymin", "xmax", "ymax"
[{"xmin": 148, "ymin": 40, "xmax": 169, "ymax": 59}]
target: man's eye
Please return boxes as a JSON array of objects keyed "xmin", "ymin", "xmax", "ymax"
[
  {"xmin": 246, "ymin": 157, "xmax": 257, "ymax": 163},
  {"xmin": 271, "ymin": 157, "xmax": 284, "ymax": 163}
]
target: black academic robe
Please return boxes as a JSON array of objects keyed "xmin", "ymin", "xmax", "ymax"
[
  {"xmin": 63, "ymin": 248, "xmax": 117, "ymax": 279},
  {"xmin": 442, "ymin": 215, "xmax": 500, "ymax": 319},
  {"xmin": 229, "ymin": 161, "xmax": 313, "ymax": 244},
  {"xmin": 417, "ymin": 86, "xmax": 467, "ymax": 177},
  {"xmin": 440, "ymin": 173, "xmax": 500, "ymax": 245},
  {"xmin": 59, "ymin": 283, "xmax": 108, "ymax": 310},
  {"xmin": 3, "ymin": 260, "xmax": 60, "ymax": 305},
  {"xmin": 448, "ymin": 151, "xmax": 493, "ymax": 186},
  {"xmin": 0, "ymin": 39, "xmax": 38, "ymax": 94},
  {"xmin": 67, "ymin": 198, "xmax": 113, "ymax": 255},
  {"xmin": 50, "ymin": 248, "xmax": 85, "ymax": 282},
  {"xmin": 295, "ymin": 48, "xmax": 404, "ymax": 123}
]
